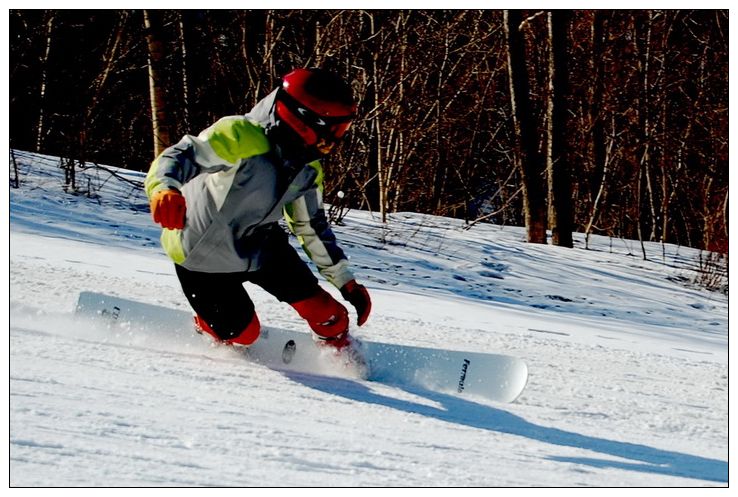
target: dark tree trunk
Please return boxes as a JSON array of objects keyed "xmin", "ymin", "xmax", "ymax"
[
  {"xmin": 547, "ymin": 10, "xmax": 573, "ymax": 247},
  {"xmin": 504, "ymin": 10, "xmax": 547, "ymax": 243}
]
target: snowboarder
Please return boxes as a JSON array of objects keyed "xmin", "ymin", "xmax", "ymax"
[{"xmin": 144, "ymin": 68, "xmax": 372, "ymax": 357}]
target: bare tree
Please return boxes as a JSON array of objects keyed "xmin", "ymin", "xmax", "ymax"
[
  {"xmin": 35, "ymin": 11, "xmax": 55, "ymax": 153},
  {"xmin": 584, "ymin": 12, "xmax": 611, "ymax": 249},
  {"xmin": 546, "ymin": 10, "xmax": 573, "ymax": 247},
  {"xmin": 504, "ymin": 10, "xmax": 547, "ymax": 243},
  {"xmin": 176, "ymin": 12, "xmax": 190, "ymax": 131},
  {"xmin": 143, "ymin": 10, "xmax": 171, "ymax": 157}
]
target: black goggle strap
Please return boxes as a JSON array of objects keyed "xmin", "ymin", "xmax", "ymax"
[{"xmin": 276, "ymin": 88, "xmax": 355, "ymax": 130}]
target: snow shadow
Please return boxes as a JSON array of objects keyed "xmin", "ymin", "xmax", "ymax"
[{"xmin": 286, "ymin": 373, "xmax": 727, "ymax": 484}]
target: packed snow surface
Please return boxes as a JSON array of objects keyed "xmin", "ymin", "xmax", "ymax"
[{"xmin": 9, "ymin": 151, "xmax": 728, "ymax": 486}]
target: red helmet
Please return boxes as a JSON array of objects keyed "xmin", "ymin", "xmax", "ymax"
[{"xmin": 275, "ymin": 68, "xmax": 356, "ymax": 154}]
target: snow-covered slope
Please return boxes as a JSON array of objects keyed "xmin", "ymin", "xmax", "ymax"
[{"xmin": 9, "ymin": 150, "xmax": 728, "ymax": 486}]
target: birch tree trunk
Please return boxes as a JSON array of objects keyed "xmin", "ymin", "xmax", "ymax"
[
  {"xmin": 35, "ymin": 12, "xmax": 55, "ymax": 153},
  {"xmin": 177, "ymin": 12, "xmax": 190, "ymax": 132},
  {"xmin": 144, "ymin": 10, "xmax": 171, "ymax": 158}
]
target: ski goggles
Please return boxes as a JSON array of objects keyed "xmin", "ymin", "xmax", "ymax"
[{"xmin": 275, "ymin": 88, "xmax": 355, "ymax": 148}]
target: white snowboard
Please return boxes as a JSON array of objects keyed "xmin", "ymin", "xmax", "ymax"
[{"xmin": 75, "ymin": 291, "xmax": 528, "ymax": 403}]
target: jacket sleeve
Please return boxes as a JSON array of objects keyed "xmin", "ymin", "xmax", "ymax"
[
  {"xmin": 284, "ymin": 163, "xmax": 355, "ymax": 289},
  {"xmin": 144, "ymin": 116, "xmax": 271, "ymax": 199}
]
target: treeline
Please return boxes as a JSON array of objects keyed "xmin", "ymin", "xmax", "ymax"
[{"xmin": 9, "ymin": 10, "xmax": 728, "ymax": 253}]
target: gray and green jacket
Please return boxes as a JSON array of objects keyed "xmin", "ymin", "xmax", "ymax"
[{"xmin": 144, "ymin": 91, "xmax": 355, "ymax": 289}]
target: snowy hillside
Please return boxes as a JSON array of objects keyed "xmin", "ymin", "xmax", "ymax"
[{"xmin": 9, "ymin": 150, "xmax": 728, "ymax": 486}]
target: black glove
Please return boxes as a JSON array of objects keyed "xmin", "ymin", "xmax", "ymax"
[{"xmin": 340, "ymin": 280, "xmax": 372, "ymax": 326}]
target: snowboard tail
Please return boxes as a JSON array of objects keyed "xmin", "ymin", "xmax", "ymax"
[{"xmin": 75, "ymin": 291, "xmax": 528, "ymax": 403}]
